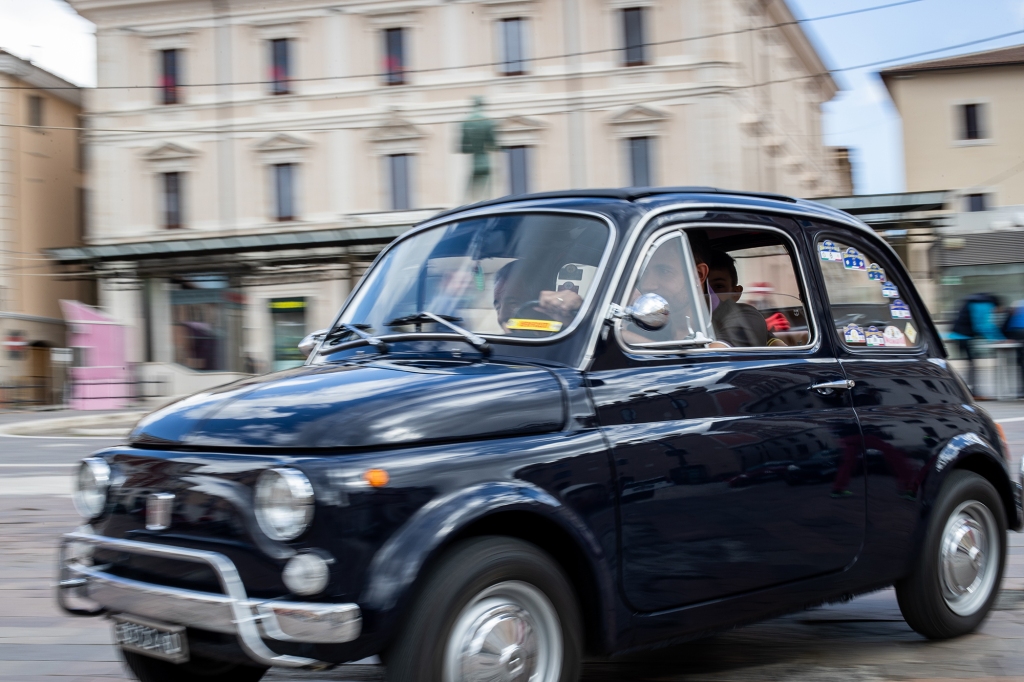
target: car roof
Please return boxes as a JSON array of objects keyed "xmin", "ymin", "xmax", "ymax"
[{"xmin": 425, "ymin": 187, "xmax": 871, "ymax": 234}]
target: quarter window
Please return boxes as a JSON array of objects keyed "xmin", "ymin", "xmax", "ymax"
[{"xmin": 816, "ymin": 238, "xmax": 921, "ymax": 348}]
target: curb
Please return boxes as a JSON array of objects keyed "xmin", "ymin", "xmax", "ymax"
[{"xmin": 0, "ymin": 411, "xmax": 146, "ymax": 437}]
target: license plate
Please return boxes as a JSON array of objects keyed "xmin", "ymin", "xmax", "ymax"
[{"xmin": 112, "ymin": 614, "xmax": 189, "ymax": 664}]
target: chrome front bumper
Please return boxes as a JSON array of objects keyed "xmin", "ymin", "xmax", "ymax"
[{"xmin": 58, "ymin": 531, "xmax": 361, "ymax": 669}]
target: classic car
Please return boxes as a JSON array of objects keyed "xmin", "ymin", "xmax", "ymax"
[{"xmin": 58, "ymin": 187, "xmax": 1024, "ymax": 682}]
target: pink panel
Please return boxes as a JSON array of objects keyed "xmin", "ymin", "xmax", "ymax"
[{"xmin": 60, "ymin": 300, "xmax": 130, "ymax": 410}]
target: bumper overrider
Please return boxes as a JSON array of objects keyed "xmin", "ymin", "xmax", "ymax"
[{"xmin": 57, "ymin": 531, "xmax": 361, "ymax": 669}]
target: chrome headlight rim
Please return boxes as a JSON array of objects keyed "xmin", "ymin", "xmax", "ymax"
[
  {"xmin": 73, "ymin": 457, "xmax": 111, "ymax": 519},
  {"xmin": 254, "ymin": 467, "xmax": 315, "ymax": 541}
]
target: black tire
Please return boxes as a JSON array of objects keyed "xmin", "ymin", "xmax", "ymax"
[
  {"xmin": 121, "ymin": 648, "xmax": 268, "ymax": 682},
  {"xmin": 895, "ymin": 470, "xmax": 1007, "ymax": 639},
  {"xmin": 385, "ymin": 536, "xmax": 583, "ymax": 682}
]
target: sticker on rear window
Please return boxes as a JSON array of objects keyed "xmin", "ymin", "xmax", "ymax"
[
  {"xmin": 844, "ymin": 324, "xmax": 865, "ymax": 344},
  {"xmin": 890, "ymin": 300, "xmax": 911, "ymax": 319},
  {"xmin": 819, "ymin": 240, "xmax": 840, "ymax": 262},
  {"xmin": 843, "ymin": 248, "xmax": 865, "ymax": 270},
  {"xmin": 904, "ymin": 322, "xmax": 918, "ymax": 345},
  {"xmin": 867, "ymin": 263, "xmax": 884, "ymax": 281},
  {"xmin": 884, "ymin": 326, "xmax": 907, "ymax": 347},
  {"xmin": 866, "ymin": 326, "xmax": 885, "ymax": 347},
  {"xmin": 881, "ymin": 281, "xmax": 899, "ymax": 298}
]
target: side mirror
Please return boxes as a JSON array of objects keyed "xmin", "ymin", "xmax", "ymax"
[
  {"xmin": 629, "ymin": 293, "xmax": 670, "ymax": 331},
  {"xmin": 298, "ymin": 329, "xmax": 328, "ymax": 358},
  {"xmin": 610, "ymin": 293, "xmax": 670, "ymax": 331}
]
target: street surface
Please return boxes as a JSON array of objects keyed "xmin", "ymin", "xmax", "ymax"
[{"xmin": 3, "ymin": 405, "xmax": 1024, "ymax": 682}]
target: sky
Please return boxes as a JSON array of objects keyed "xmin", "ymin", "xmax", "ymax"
[{"xmin": 1, "ymin": 0, "xmax": 1023, "ymax": 195}]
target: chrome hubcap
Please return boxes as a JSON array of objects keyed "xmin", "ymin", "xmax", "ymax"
[
  {"xmin": 444, "ymin": 581, "xmax": 562, "ymax": 682},
  {"xmin": 940, "ymin": 500, "xmax": 999, "ymax": 616}
]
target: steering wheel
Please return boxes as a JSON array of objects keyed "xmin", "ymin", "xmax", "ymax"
[{"xmin": 507, "ymin": 300, "xmax": 556, "ymax": 338}]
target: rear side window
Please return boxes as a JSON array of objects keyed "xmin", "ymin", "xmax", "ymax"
[{"xmin": 817, "ymin": 238, "xmax": 921, "ymax": 349}]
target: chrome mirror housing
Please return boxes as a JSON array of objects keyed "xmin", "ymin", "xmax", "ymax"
[
  {"xmin": 629, "ymin": 293, "xmax": 670, "ymax": 331},
  {"xmin": 609, "ymin": 293, "xmax": 670, "ymax": 331},
  {"xmin": 298, "ymin": 329, "xmax": 328, "ymax": 358}
]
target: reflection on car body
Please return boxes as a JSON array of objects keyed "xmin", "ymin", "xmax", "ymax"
[{"xmin": 57, "ymin": 188, "xmax": 1024, "ymax": 682}]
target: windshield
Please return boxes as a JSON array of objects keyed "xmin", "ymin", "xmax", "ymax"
[{"xmin": 340, "ymin": 212, "xmax": 611, "ymax": 341}]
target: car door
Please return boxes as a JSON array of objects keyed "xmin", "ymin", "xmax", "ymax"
[
  {"xmin": 808, "ymin": 227, "xmax": 973, "ymax": 569},
  {"xmin": 587, "ymin": 217, "xmax": 866, "ymax": 613}
]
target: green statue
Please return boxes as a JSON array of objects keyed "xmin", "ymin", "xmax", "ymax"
[{"xmin": 460, "ymin": 96, "xmax": 497, "ymax": 202}]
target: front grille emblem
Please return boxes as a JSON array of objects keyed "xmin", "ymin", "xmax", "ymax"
[{"xmin": 146, "ymin": 493, "xmax": 175, "ymax": 531}]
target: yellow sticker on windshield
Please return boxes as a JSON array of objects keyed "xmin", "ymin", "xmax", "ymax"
[{"xmin": 507, "ymin": 319, "xmax": 563, "ymax": 332}]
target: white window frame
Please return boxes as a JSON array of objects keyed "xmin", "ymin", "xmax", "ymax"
[{"xmin": 952, "ymin": 99, "xmax": 993, "ymax": 146}]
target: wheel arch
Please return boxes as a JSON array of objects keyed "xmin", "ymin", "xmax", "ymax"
[
  {"xmin": 361, "ymin": 481, "xmax": 617, "ymax": 654},
  {"xmin": 922, "ymin": 432, "xmax": 1021, "ymax": 531}
]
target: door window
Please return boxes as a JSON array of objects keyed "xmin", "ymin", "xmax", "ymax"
[
  {"xmin": 621, "ymin": 226, "xmax": 813, "ymax": 350},
  {"xmin": 816, "ymin": 238, "xmax": 921, "ymax": 349}
]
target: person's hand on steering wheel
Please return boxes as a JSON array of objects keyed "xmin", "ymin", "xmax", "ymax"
[{"xmin": 537, "ymin": 290, "xmax": 583, "ymax": 324}]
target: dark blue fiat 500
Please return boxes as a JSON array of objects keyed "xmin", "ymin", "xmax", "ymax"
[{"xmin": 59, "ymin": 188, "xmax": 1023, "ymax": 682}]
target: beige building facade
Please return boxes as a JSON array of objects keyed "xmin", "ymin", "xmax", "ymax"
[
  {"xmin": 64, "ymin": 0, "xmax": 848, "ymax": 379},
  {"xmin": 882, "ymin": 44, "xmax": 1024, "ymax": 211},
  {"xmin": 0, "ymin": 50, "xmax": 91, "ymax": 395}
]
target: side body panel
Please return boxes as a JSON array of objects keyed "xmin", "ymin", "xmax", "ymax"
[{"xmin": 803, "ymin": 224, "xmax": 1017, "ymax": 582}]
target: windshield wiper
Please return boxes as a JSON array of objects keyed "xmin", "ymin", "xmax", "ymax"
[
  {"xmin": 385, "ymin": 312, "xmax": 490, "ymax": 354},
  {"xmin": 321, "ymin": 322, "xmax": 387, "ymax": 354}
]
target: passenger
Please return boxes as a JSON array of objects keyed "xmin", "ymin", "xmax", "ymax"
[
  {"xmin": 705, "ymin": 250, "xmax": 772, "ymax": 347},
  {"xmin": 493, "ymin": 261, "xmax": 582, "ymax": 332}
]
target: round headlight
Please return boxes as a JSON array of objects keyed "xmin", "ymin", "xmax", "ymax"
[
  {"xmin": 254, "ymin": 468, "xmax": 314, "ymax": 541},
  {"xmin": 73, "ymin": 458, "xmax": 111, "ymax": 519}
]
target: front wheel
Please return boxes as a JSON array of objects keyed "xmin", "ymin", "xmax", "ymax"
[
  {"xmin": 896, "ymin": 470, "xmax": 1006, "ymax": 639},
  {"xmin": 386, "ymin": 536, "xmax": 582, "ymax": 682},
  {"xmin": 121, "ymin": 649, "xmax": 267, "ymax": 682}
]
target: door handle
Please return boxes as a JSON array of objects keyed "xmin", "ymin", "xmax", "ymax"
[{"xmin": 809, "ymin": 379, "xmax": 855, "ymax": 395}]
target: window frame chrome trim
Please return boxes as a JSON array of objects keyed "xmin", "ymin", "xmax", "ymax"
[
  {"xmin": 611, "ymin": 221, "xmax": 820, "ymax": 356},
  {"xmin": 315, "ymin": 208, "xmax": 618, "ymax": 357},
  {"xmin": 577, "ymin": 201, "xmax": 865, "ymax": 369}
]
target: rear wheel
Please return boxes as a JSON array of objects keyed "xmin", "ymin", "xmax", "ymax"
[
  {"xmin": 121, "ymin": 649, "xmax": 267, "ymax": 682},
  {"xmin": 385, "ymin": 536, "xmax": 582, "ymax": 682},
  {"xmin": 896, "ymin": 470, "xmax": 1006, "ymax": 639}
]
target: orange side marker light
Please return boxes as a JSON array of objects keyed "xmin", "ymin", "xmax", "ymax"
[{"xmin": 364, "ymin": 469, "xmax": 390, "ymax": 487}]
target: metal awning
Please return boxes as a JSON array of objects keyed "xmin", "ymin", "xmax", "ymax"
[
  {"xmin": 939, "ymin": 231, "xmax": 1024, "ymax": 267},
  {"xmin": 48, "ymin": 225, "xmax": 411, "ymax": 265},
  {"xmin": 815, "ymin": 191, "xmax": 953, "ymax": 216}
]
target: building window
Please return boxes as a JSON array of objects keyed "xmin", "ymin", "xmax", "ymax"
[
  {"xmin": 506, "ymin": 146, "xmax": 530, "ymax": 195},
  {"xmin": 500, "ymin": 18, "xmax": 527, "ymax": 76},
  {"xmin": 388, "ymin": 154, "xmax": 412, "ymax": 210},
  {"xmin": 960, "ymin": 103, "xmax": 985, "ymax": 140},
  {"xmin": 162, "ymin": 172, "xmax": 183, "ymax": 229},
  {"xmin": 384, "ymin": 28, "xmax": 407, "ymax": 86},
  {"xmin": 622, "ymin": 8, "xmax": 647, "ymax": 67},
  {"xmin": 273, "ymin": 163, "xmax": 296, "ymax": 221},
  {"xmin": 77, "ymin": 187, "xmax": 87, "ymax": 239},
  {"xmin": 627, "ymin": 137, "xmax": 652, "ymax": 187},
  {"xmin": 160, "ymin": 49, "xmax": 180, "ymax": 105},
  {"xmin": 270, "ymin": 298, "xmax": 307, "ymax": 371},
  {"xmin": 966, "ymin": 193, "xmax": 988, "ymax": 212},
  {"xmin": 270, "ymin": 38, "xmax": 292, "ymax": 95},
  {"xmin": 27, "ymin": 95, "xmax": 43, "ymax": 128}
]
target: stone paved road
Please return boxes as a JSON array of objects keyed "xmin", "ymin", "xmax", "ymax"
[{"xmin": 3, "ymin": 404, "xmax": 1024, "ymax": 682}]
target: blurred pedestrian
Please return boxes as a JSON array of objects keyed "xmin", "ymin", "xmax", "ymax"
[
  {"xmin": 1002, "ymin": 299, "xmax": 1024, "ymax": 397},
  {"xmin": 949, "ymin": 293, "xmax": 1004, "ymax": 396}
]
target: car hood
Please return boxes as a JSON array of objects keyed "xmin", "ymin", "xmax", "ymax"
[{"xmin": 130, "ymin": 359, "xmax": 567, "ymax": 449}]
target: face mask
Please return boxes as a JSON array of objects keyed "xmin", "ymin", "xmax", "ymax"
[{"xmin": 706, "ymin": 278, "xmax": 721, "ymax": 313}]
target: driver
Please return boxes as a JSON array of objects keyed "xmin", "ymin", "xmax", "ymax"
[{"xmin": 493, "ymin": 261, "xmax": 582, "ymax": 332}]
